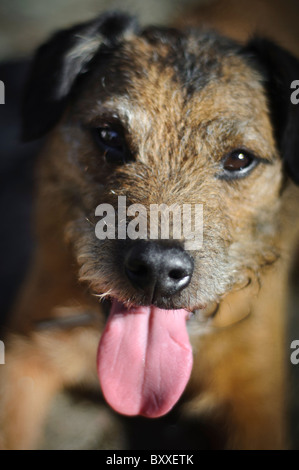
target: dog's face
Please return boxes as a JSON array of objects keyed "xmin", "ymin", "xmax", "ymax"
[
  {"xmin": 67, "ymin": 32, "xmax": 282, "ymax": 307},
  {"xmin": 23, "ymin": 13, "xmax": 299, "ymax": 418}
]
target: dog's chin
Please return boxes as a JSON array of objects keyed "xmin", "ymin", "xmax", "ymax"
[{"xmin": 98, "ymin": 272, "xmax": 253, "ymax": 325}]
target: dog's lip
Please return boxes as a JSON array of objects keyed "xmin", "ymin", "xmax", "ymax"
[
  {"xmin": 191, "ymin": 301, "xmax": 219, "ymax": 321},
  {"xmin": 101, "ymin": 297, "xmax": 208, "ymax": 320}
]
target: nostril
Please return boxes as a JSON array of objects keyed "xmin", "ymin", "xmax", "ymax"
[
  {"xmin": 126, "ymin": 261, "xmax": 149, "ymax": 278},
  {"xmin": 169, "ymin": 268, "xmax": 187, "ymax": 280},
  {"xmin": 124, "ymin": 248, "xmax": 153, "ymax": 287}
]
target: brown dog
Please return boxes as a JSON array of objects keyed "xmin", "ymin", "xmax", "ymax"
[{"xmin": 1, "ymin": 9, "xmax": 299, "ymax": 450}]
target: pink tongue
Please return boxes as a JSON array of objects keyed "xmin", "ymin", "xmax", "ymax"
[{"xmin": 97, "ymin": 300, "xmax": 193, "ymax": 418}]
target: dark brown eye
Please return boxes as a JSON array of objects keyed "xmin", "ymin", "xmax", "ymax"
[
  {"xmin": 97, "ymin": 127, "xmax": 123, "ymax": 150},
  {"xmin": 92, "ymin": 125, "xmax": 131, "ymax": 165},
  {"xmin": 221, "ymin": 149, "xmax": 257, "ymax": 178}
]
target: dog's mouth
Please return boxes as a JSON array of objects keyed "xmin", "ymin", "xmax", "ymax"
[{"xmin": 97, "ymin": 298, "xmax": 193, "ymax": 418}]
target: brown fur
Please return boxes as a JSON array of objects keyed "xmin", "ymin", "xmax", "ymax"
[{"xmin": 1, "ymin": 3, "xmax": 299, "ymax": 450}]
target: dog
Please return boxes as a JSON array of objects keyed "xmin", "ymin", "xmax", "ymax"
[{"xmin": 0, "ymin": 8, "xmax": 299, "ymax": 450}]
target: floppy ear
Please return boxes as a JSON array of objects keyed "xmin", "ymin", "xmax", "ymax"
[
  {"xmin": 243, "ymin": 38, "xmax": 299, "ymax": 184},
  {"xmin": 22, "ymin": 12, "xmax": 137, "ymax": 141}
]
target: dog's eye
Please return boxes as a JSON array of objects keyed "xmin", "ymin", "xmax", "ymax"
[
  {"xmin": 93, "ymin": 126, "xmax": 127, "ymax": 164},
  {"xmin": 223, "ymin": 150, "xmax": 254, "ymax": 171},
  {"xmin": 221, "ymin": 149, "xmax": 257, "ymax": 178}
]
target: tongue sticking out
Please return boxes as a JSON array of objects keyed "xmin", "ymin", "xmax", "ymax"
[{"xmin": 97, "ymin": 300, "xmax": 193, "ymax": 418}]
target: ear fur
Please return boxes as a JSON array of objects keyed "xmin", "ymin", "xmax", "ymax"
[
  {"xmin": 243, "ymin": 38, "xmax": 299, "ymax": 184},
  {"xmin": 22, "ymin": 12, "xmax": 137, "ymax": 141}
]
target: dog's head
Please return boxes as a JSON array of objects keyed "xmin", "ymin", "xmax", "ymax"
[{"xmin": 22, "ymin": 12, "xmax": 299, "ymax": 418}]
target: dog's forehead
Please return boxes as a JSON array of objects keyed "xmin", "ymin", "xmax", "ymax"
[
  {"xmin": 120, "ymin": 28, "xmax": 237, "ymax": 92},
  {"xmin": 73, "ymin": 27, "xmax": 272, "ymax": 154},
  {"xmin": 78, "ymin": 29, "xmax": 266, "ymax": 117}
]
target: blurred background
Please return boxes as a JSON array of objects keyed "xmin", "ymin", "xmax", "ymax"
[
  {"xmin": 0, "ymin": 0, "xmax": 299, "ymax": 450},
  {"xmin": 0, "ymin": 0, "xmax": 202, "ymax": 60}
]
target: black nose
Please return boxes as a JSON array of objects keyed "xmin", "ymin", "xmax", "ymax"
[{"xmin": 124, "ymin": 241, "xmax": 194, "ymax": 299}]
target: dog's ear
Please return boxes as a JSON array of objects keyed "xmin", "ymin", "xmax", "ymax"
[
  {"xmin": 22, "ymin": 12, "xmax": 137, "ymax": 141},
  {"xmin": 243, "ymin": 38, "xmax": 299, "ymax": 184}
]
